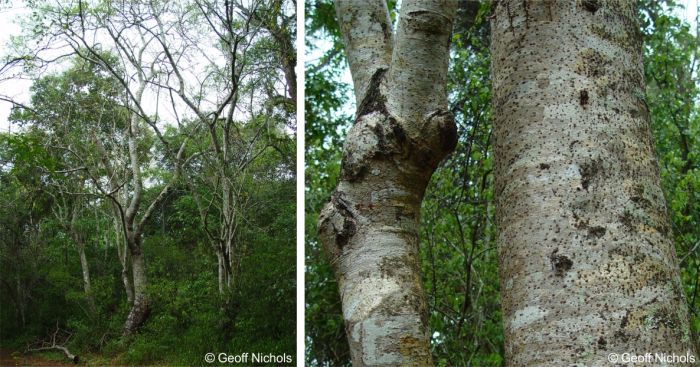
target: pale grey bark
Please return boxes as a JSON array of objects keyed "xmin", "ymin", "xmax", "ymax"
[
  {"xmin": 217, "ymin": 251, "xmax": 226, "ymax": 294},
  {"xmin": 69, "ymin": 200, "xmax": 95, "ymax": 313},
  {"xmin": 123, "ymin": 245, "xmax": 148, "ymax": 335},
  {"xmin": 491, "ymin": 1, "xmax": 698, "ymax": 365},
  {"xmin": 334, "ymin": 0, "xmax": 393, "ymax": 105},
  {"xmin": 77, "ymin": 247, "xmax": 91, "ymax": 301},
  {"xmin": 114, "ymin": 218, "xmax": 134, "ymax": 305},
  {"xmin": 319, "ymin": 1, "xmax": 457, "ymax": 365}
]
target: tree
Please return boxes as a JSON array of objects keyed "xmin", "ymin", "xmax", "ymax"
[
  {"xmin": 490, "ymin": 1, "xmax": 698, "ymax": 364},
  {"xmin": 0, "ymin": 1, "xmax": 296, "ymax": 363},
  {"xmin": 146, "ymin": 0, "xmax": 296, "ymax": 299},
  {"xmin": 7, "ymin": 54, "xmax": 164, "ymax": 335},
  {"xmin": 317, "ymin": 1, "xmax": 457, "ymax": 365}
]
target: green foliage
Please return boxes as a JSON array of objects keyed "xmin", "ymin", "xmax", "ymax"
[
  {"xmin": 641, "ymin": 0, "xmax": 700, "ymax": 347},
  {"xmin": 1, "ymin": 124, "xmax": 296, "ymax": 365},
  {"xmin": 1, "ymin": 2, "xmax": 296, "ymax": 360}
]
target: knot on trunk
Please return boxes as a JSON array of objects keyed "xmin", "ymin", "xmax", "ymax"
[
  {"xmin": 318, "ymin": 192, "xmax": 358, "ymax": 263},
  {"xmin": 550, "ymin": 248, "xmax": 573, "ymax": 276},
  {"xmin": 340, "ymin": 110, "xmax": 456, "ymax": 184},
  {"xmin": 341, "ymin": 68, "xmax": 457, "ymax": 185},
  {"xmin": 418, "ymin": 109, "xmax": 457, "ymax": 164}
]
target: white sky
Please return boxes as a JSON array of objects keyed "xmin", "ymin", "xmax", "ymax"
[{"xmin": 0, "ymin": 5, "xmax": 189, "ymax": 133}]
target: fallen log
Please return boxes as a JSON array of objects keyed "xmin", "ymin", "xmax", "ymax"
[
  {"xmin": 25, "ymin": 345, "xmax": 79, "ymax": 364},
  {"xmin": 25, "ymin": 322, "xmax": 79, "ymax": 364}
]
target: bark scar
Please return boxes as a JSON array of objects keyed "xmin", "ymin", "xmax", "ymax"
[
  {"xmin": 356, "ymin": 68, "xmax": 388, "ymax": 118},
  {"xmin": 550, "ymin": 248, "xmax": 573, "ymax": 276},
  {"xmin": 581, "ymin": 0, "xmax": 600, "ymax": 13},
  {"xmin": 330, "ymin": 192, "xmax": 357, "ymax": 248},
  {"xmin": 579, "ymin": 90, "xmax": 589, "ymax": 107}
]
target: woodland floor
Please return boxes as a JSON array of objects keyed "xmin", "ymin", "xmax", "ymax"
[
  {"xmin": 0, "ymin": 349, "xmax": 172, "ymax": 367},
  {"xmin": 0, "ymin": 349, "xmax": 87, "ymax": 367}
]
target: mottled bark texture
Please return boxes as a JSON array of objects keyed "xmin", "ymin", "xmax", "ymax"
[
  {"xmin": 491, "ymin": 1, "xmax": 698, "ymax": 365},
  {"xmin": 318, "ymin": 1, "xmax": 457, "ymax": 365},
  {"xmin": 122, "ymin": 241, "xmax": 149, "ymax": 336}
]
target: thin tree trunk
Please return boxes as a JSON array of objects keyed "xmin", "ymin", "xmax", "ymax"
[
  {"xmin": 116, "ymin": 235, "xmax": 134, "ymax": 305},
  {"xmin": 16, "ymin": 273, "xmax": 25, "ymax": 328},
  {"xmin": 121, "ymin": 262, "xmax": 134, "ymax": 306},
  {"xmin": 318, "ymin": 1, "xmax": 457, "ymax": 365},
  {"xmin": 217, "ymin": 250, "xmax": 227, "ymax": 295},
  {"xmin": 77, "ymin": 244, "xmax": 95, "ymax": 312},
  {"xmin": 114, "ymin": 215, "xmax": 134, "ymax": 306},
  {"xmin": 71, "ymin": 202, "xmax": 95, "ymax": 312},
  {"xmin": 491, "ymin": 1, "xmax": 698, "ymax": 364},
  {"xmin": 215, "ymin": 236, "xmax": 240, "ymax": 297}
]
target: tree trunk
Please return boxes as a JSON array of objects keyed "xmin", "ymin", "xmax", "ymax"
[
  {"xmin": 318, "ymin": 1, "xmax": 457, "ymax": 365},
  {"xmin": 123, "ymin": 240, "xmax": 150, "ymax": 336},
  {"xmin": 113, "ymin": 216, "xmax": 134, "ymax": 305},
  {"xmin": 217, "ymin": 250, "xmax": 226, "ymax": 295},
  {"xmin": 71, "ymin": 203, "xmax": 95, "ymax": 313},
  {"xmin": 16, "ymin": 272, "xmax": 26, "ymax": 328},
  {"xmin": 216, "ymin": 246, "xmax": 234, "ymax": 296},
  {"xmin": 118, "ymin": 242, "xmax": 134, "ymax": 306},
  {"xmin": 77, "ymin": 243, "xmax": 95, "ymax": 313},
  {"xmin": 491, "ymin": 1, "xmax": 698, "ymax": 364}
]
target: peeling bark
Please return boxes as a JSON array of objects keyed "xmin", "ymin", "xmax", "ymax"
[
  {"xmin": 491, "ymin": 1, "xmax": 698, "ymax": 364},
  {"xmin": 319, "ymin": 1, "xmax": 457, "ymax": 365}
]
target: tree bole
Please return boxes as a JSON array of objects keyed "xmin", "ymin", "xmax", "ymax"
[
  {"xmin": 320, "ymin": 1, "xmax": 457, "ymax": 365},
  {"xmin": 491, "ymin": 1, "xmax": 698, "ymax": 364}
]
